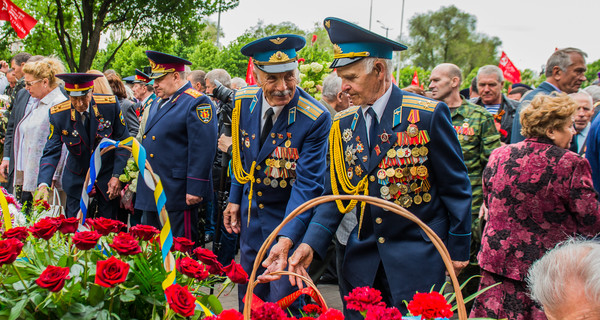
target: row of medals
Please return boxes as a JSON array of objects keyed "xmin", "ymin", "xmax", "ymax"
[
  {"xmin": 262, "ymin": 141, "xmax": 298, "ymax": 189},
  {"xmin": 375, "ymin": 143, "xmax": 432, "ymax": 208}
]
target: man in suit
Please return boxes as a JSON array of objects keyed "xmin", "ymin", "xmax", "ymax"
[
  {"xmin": 511, "ymin": 47, "xmax": 588, "ymax": 143},
  {"xmin": 222, "ymin": 34, "xmax": 331, "ymax": 310},
  {"xmin": 285, "ymin": 18, "xmax": 471, "ymax": 318},
  {"xmin": 36, "ymin": 73, "xmax": 130, "ymax": 218},
  {"xmin": 134, "ymin": 51, "xmax": 217, "ymax": 243}
]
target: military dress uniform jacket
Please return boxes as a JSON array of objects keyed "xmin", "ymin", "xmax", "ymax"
[
  {"xmin": 135, "ymin": 82, "xmax": 217, "ymax": 212},
  {"xmin": 38, "ymin": 94, "xmax": 130, "ymax": 199},
  {"xmin": 229, "ymin": 86, "xmax": 331, "ymax": 251},
  {"xmin": 302, "ymin": 86, "xmax": 472, "ymax": 305}
]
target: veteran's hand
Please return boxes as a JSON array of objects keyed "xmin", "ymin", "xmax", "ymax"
[
  {"xmin": 35, "ymin": 185, "xmax": 50, "ymax": 202},
  {"xmin": 186, "ymin": 194, "xmax": 203, "ymax": 206},
  {"xmin": 288, "ymin": 243, "xmax": 314, "ymax": 289},
  {"xmin": 257, "ymin": 237, "xmax": 294, "ymax": 283},
  {"xmin": 223, "ymin": 202, "xmax": 241, "ymax": 234},
  {"xmin": 449, "ymin": 260, "xmax": 469, "ymax": 277},
  {"xmin": 218, "ymin": 134, "xmax": 232, "ymax": 153},
  {"xmin": 0, "ymin": 160, "xmax": 8, "ymax": 180},
  {"xmin": 107, "ymin": 177, "xmax": 122, "ymax": 200},
  {"xmin": 479, "ymin": 202, "xmax": 489, "ymax": 221}
]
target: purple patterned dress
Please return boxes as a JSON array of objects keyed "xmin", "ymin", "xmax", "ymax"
[{"xmin": 470, "ymin": 137, "xmax": 600, "ymax": 320}]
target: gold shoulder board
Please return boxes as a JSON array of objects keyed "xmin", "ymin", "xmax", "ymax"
[
  {"xmin": 402, "ymin": 95, "xmax": 437, "ymax": 112},
  {"xmin": 50, "ymin": 101, "xmax": 71, "ymax": 114},
  {"xmin": 297, "ymin": 96, "xmax": 324, "ymax": 121},
  {"xmin": 234, "ymin": 86, "xmax": 260, "ymax": 100},
  {"xmin": 93, "ymin": 94, "xmax": 117, "ymax": 104},
  {"xmin": 333, "ymin": 106, "xmax": 359, "ymax": 121},
  {"xmin": 184, "ymin": 88, "xmax": 202, "ymax": 98}
]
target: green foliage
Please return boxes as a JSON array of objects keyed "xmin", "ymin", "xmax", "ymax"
[
  {"xmin": 395, "ymin": 66, "xmax": 431, "ymax": 89},
  {"xmin": 584, "ymin": 58, "xmax": 600, "ymax": 87},
  {"xmin": 405, "ymin": 5, "xmax": 501, "ymax": 77}
]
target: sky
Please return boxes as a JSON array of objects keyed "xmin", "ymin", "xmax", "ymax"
[{"xmin": 212, "ymin": 0, "xmax": 600, "ymax": 73}]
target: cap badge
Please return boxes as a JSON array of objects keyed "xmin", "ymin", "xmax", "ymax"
[{"xmin": 269, "ymin": 37, "xmax": 287, "ymax": 45}]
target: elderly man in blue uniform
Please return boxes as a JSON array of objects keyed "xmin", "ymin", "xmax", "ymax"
[
  {"xmin": 132, "ymin": 69, "xmax": 156, "ymax": 120},
  {"xmin": 134, "ymin": 51, "xmax": 217, "ymax": 243},
  {"xmin": 222, "ymin": 34, "xmax": 331, "ymax": 310},
  {"xmin": 36, "ymin": 73, "xmax": 130, "ymax": 218},
  {"xmin": 286, "ymin": 18, "xmax": 472, "ymax": 318}
]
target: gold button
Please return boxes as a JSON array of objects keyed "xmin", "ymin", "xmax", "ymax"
[
  {"xmin": 150, "ymin": 154, "xmax": 154, "ymax": 158},
  {"xmin": 256, "ymin": 165, "xmax": 261, "ymax": 170},
  {"xmin": 256, "ymin": 178, "xmax": 261, "ymax": 184},
  {"xmin": 375, "ymin": 217, "xmax": 382, "ymax": 224},
  {"xmin": 378, "ymin": 237, "xmax": 385, "ymax": 244},
  {"xmin": 143, "ymin": 135, "xmax": 147, "ymax": 139},
  {"xmin": 369, "ymin": 175, "xmax": 376, "ymax": 182},
  {"xmin": 152, "ymin": 136, "xmax": 156, "ymax": 140},
  {"xmin": 257, "ymin": 191, "xmax": 263, "ymax": 196},
  {"xmin": 272, "ymin": 140, "xmax": 276, "ymax": 144},
  {"xmin": 258, "ymin": 204, "xmax": 264, "ymax": 209}
]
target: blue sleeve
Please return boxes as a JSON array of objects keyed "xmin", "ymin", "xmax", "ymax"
[
  {"xmin": 113, "ymin": 100, "xmax": 131, "ymax": 176},
  {"xmin": 511, "ymin": 101, "xmax": 527, "ymax": 144},
  {"xmin": 186, "ymin": 96, "xmax": 218, "ymax": 199},
  {"xmin": 586, "ymin": 116, "xmax": 600, "ymax": 193}
]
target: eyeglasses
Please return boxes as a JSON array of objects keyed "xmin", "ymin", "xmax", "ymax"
[{"xmin": 24, "ymin": 79, "xmax": 43, "ymax": 87}]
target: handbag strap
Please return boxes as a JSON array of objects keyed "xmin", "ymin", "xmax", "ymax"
[{"xmin": 52, "ymin": 187, "xmax": 62, "ymax": 207}]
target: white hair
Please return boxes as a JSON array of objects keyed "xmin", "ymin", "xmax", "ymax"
[
  {"xmin": 527, "ymin": 238, "xmax": 600, "ymax": 311},
  {"xmin": 322, "ymin": 71, "xmax": 342, "ymax": 100},
  {"xmin": 477, "ymin": 65, "xmax": 504, "ymax": 83},
  {"xmin": 583, "ymin": 85, "xmax": 600, "ymax": 104},
  {"xmin": 569, "ymin": 91, "xmax": 593, "ymax": 108},
  {"xmin": 362, "ymin": 58, "xmax": 393, "ymax": 78}
]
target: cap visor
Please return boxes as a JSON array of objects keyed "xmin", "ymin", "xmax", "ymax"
[
  {"xmin": 329, "ymin": 57, "xmax": 364, "ymax": 69},
  {"xmin": 149, "ymin": 72, "xmax": 170, "ymax": 79},
  {"xmin": 256, "ymin": 61, "xmax": 298, "ymax": 74},
  {"xmin": 68, "ymin": 90, "xmax": 90, "ymax": 97}
]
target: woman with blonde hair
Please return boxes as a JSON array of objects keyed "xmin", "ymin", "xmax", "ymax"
[
  {"xmin": 13, "ymin": 57, "xmax": 68, "ymax": 202},
  {"xmin": 86, "ymin": 70, "xmax": 113, "ymax": 94},
  {"xmin": 470, "ymin": 93, "xmax": 600, "ymax": 319}
]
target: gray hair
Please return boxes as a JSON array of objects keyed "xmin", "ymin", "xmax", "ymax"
[
  {"xmin": 470, "ymin": 76, "xmax": 478, "ymax": 94},
  {"xmin": 188, "ymin": 70, "xmax": 206, "ymax": 88},
  {"xmin": 569, "ymin": 91, "xmax": 593, "ymax": 108},
  {"xmin": 322, "ymin": 71, "xmax": 342, "ymax": 100},
  {"xmin": 477, "ymin": 65, "xmax": 504, "ymax": 83},
  {"xmin": 363, "ymin": 58, "xmax": 394, "ymax": 78},
  {"xmin": 527, "ymin": 238, "xmax": 600, "ymax": 311},
  {"xmin": 583, "ymin": 85, "xmax": 600, "ymax": 104},
  {"xmin": 206, "ymin": 69, "xmax": 231, "ymax": 88},
  {"xmin": 545, "ymin": 47, "xmax": 588, "ymax": 78},
  {"xmin": 231, "ymin": 77, "xmax": 247, "ymax": 89}
]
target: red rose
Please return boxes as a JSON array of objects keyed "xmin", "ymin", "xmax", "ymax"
[
  {"xmin": 176, "ymin": 257, "xmax": 209, "ymax": 280},
  {"xmin": 129, "ymin": 225, "xmax": 159, "ymax": 241},
  {"xmin": 29, "ymin": 218, "xmax": 59, "ymax": 240},
  {"xmin": 173, "ymin": 236, "xmax": 194, "ymax": 253},
  {"xmin": 206, "ymin": 261, "xmax": 224, "ymax": 275},
  {"xmin": 87, "ymin": 217, "xmax": 125, "ymax": 236},
  {"xmin": 407, "ymin": 292, "xmax": 453, "ymax": 319},
  {"xmin": 252, "ymin": 302, "xmax": 288, "ymax": 320},
  {"xmin": 36, "ymin": 265, "xmax": 70, "ymax": 292},
  {"xmin": 194, "ymin": 247, "xmax": 219, "ymax": 265},
  {"xmin": 58, "ymin": 217, "xmax": 80, "ymax": 234},
  {"xmin": 344, "ymin": 286, "xmax": 385, "ymax": 312},
  {"xmin": 95, "ymin": 256, "xmax": 130, "ymax": 288},
  {"xmin": 72, "ymin": 230, "xmax": 102, "ymax": 250},
  {"xmin": 216, "ymin": 309, "xmax": 243, "ymax": 320},
  {"xmin": 303, "ymin": 304, "xmax": 323, "ymax": 315},
  {"xmin": 2, "ymin": 227, "xmax": 29, "ymax": 241},
  {"xmin": 109, "ymin": 232, "xmax": 141, "ymax": 256},
  {"xmin": 364, "ymin": 305, "xmax": 402, "ymax": 320},
  {"xmin": 165, "ymin": 284, "xmax": 196, "ymax": 317},
  {"xmin": 0, "ymin": 238, "xmax": 24, "ymax": 266},
  {"xmin": 317, "ymin": 309, "xmax": 344, "ymax": 320},
  {"xmin": 223, "ymin": 260, "xmax": 248, "ymax": 284}
]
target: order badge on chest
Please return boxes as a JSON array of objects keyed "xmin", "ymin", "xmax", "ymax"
[{"xmin": 263, "ymin": 134, "xmax": 299, "ymax": 189}]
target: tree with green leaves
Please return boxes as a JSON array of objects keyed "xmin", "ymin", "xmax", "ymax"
[{"xmin": 405, "ymin": 5, "xmax": 501, "ymax": 77}]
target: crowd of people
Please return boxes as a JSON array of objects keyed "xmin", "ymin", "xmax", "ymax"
[{"xmin": 0, "ymin": 16, "xmax": 599, "ymax": 320}]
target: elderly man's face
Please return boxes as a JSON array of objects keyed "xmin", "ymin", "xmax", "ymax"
[
  {"xmin": 573, "ymin": 95, "xmax": 593, "ymax": 132},
  {"xmin": 556, "ymin": 53, "xmax": 587, "ymax": 94},
  {"xmin": 337, "ymin": 60, "xmax": 382, "ymax": 107},
  {"xmin": 132, "ymin": 83, "xmax": 146, "ymax": 100},
  {"xmin": 477, "ymin": 73, "xmax": 503, "ymax": 105},
  {"xmin": 256, "ymin": 69, "xmax": 296, "ymax": 107},
  {"xmin": 544, "ymin": 283, "xmax": 600, "ymax": 320},
  {"xmin": 71, "ymin": 92, "xmax": 92, "ymax": 113}
]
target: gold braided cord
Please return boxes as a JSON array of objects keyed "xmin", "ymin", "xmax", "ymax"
[
  {"xmin": 231, "ymin": 100, "xmax": 256, "ymax": 227},
  {"xmin": 328, "ymin": 121, "xmax": 369, "ymax": 238}
]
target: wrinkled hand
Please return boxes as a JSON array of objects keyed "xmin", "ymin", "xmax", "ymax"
[
  {"xmin": 35, "ymin": 185, "xmax": 50, "ymax": 202},
  {"xmin": 447, "ymin": 260, "xmax": 469, "ymax": 277},
  {"xmin": 288, "ymin": 243, "xmax": 314, "ymax": 289},
  {"xmin": 223, "ymin": 202, "xmax": 241, "ymax": 234},
  {"xmin": 218, "ymin": 134, "xmax": 232, "ymax": 153},
  {"xmin": 0, "ymin": 160, "xmax": 8, "ymax": 180},
  {"xmin": 257, "ymin": 237, "xmax": 294, "ymax": 283},
  {"xmin": 107, "ymin": 177, "xmax": 122, "ymax": 200},
  {"xmin": 186, "ymin": 194, "xmax": 203, "ymax": 206},
  {"xmin": 479, "ymin": 202, "xmax": 489, "ymax": 221}
]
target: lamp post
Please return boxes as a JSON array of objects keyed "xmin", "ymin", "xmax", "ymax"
[
  {"xmin": 377, "ymin": 20, "xmax": 392, "ymax": 38},
  {"xmin": 396, "ymin": 0, "xmax": 405, "ymax": 84}
]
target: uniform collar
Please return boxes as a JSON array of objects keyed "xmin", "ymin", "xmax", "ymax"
[{"xmin": 261, "ymin": 94, "xmax": 284, "ymax": 123}]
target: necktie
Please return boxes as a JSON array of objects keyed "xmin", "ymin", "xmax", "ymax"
[
  {"xmin": 366, "ymin": 107, "xmax": 379, "ymax": 150},
  {"xmin": 82, "ymin": 111, "xmax": 90, "ymax": 132},
  {"xmin": 569, "ymin": 133, "xmax": 579, "ymax": 153},
  {"xmin": 260, "ymin": 107, "xmax": 274, "ymax": 147}
]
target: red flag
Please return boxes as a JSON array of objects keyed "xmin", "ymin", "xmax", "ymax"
[
  {"xmin": 411, "ymin": 70, "xmax": 419, "ymax": 86},
  {"xmin": 0, "ymin": 0, "xmax": 37, "ymax": 39},
  {"xmin": 498, "ymin": 51, "xmax": 521, "ymax": 84},
  {"xmin": 245, "ymin": 57, "xmax": 257, "ymax": 86}
]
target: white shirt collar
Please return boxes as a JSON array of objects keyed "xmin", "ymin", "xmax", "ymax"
[{"xmin": 260, "ymin": 94, "xmax": 284, "ymax": 128}]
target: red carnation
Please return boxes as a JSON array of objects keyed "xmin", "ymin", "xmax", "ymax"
[
  {"xmin": 303, "ymin": 304, "xmax": 323, "ymax": 315},
  {"xmin": 317, "ymin": 309, "xmax": 344, "ymax": 320},
  {"xmin": 176, "ymin": 257, "xmax": 209, "ymax": 281},
  {"xmin": 0, "ymin": 238, "xmax": 24, "ymax": 266},
  {"xmin": 251, "ymin": 302, "xmax": 288, "ymax": 320},
  {"xmin": 58, "ymin": 217, "xmax": 80, "ymax": 234},
  {"xmin": 223, "ymin": 260, "xmax": 248, "ymax": 284},
  {"xmin": 29, "ymin": 218, "xmax": 59, "ymax": 240},
  {"xmin": 95, "ymin": 256, "xmax": 130, "ymax": 288},
  {"xmin": 72, "ymin": 230, "xmax": 101, "ymax": 250},
  {"xmin": 216, "ymin": 309, "xmax": 243, "ymax": 320},
  {"xmin": 2, "ymin": 226, "xmax": 29, "ymax": 241},
  {"xmin": 344, "ymin": 287, "xmax": 385, "ymax": 312},
  {"xmin": 407, "ymin": 292, "xmax": 453, "ymax": 320},
  {"xmin": 109, "ymin": 232, "xmax": 142, "ymax": 256},
  {"xmin": 173, "ymin": 236, "xmax": 194, "ymax": 253},
  {"xmin": 87, "ymin": 217, "xmax": 125, "ymax": 236},
  {"xmin": 365, "ymin": 305, "xmax": 402, "ymax": 320},
  {"xmin": 36, "ymin": 265, "xmax": 70, "ymax": 292},
  {"xmin": 165, "ymin": 284, "xmax": 196, "ymax": 317},
  {"xmin": 129, "ymin": 225, "xmax": 159, "ymax": 241}
]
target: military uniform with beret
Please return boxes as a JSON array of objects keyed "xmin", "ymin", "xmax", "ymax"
[
  {"xmin": 300, "ymin": 18, "xmax": 472, "ymax": 318},
  {"xmin": 229, "ymin": 34, "xmax": 331, "ymax": 309},
  {"xmin": 134, "ymin": 51, "xmax": 217, "ymax": 243},
  {"xmin": 38, "ymin": 73, "xmax": 130, "ymax": 218}
]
